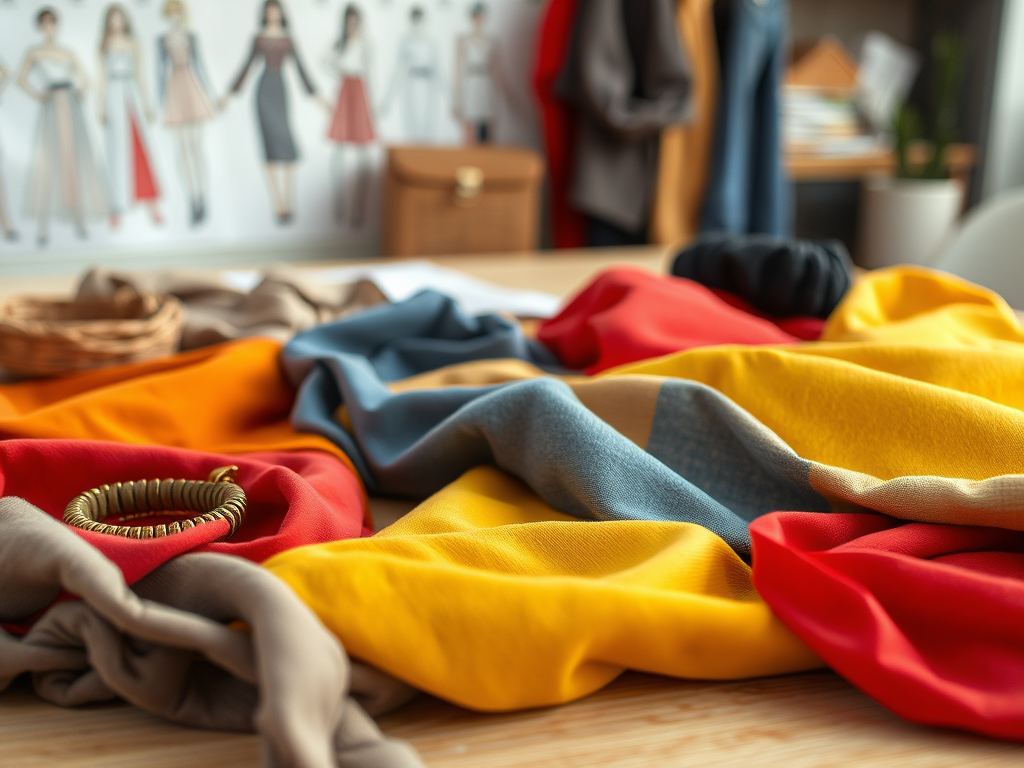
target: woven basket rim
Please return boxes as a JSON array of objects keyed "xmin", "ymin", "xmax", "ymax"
[{"xmin": 0, "ymin": 292, "xmax": 185, "ymax": 378}]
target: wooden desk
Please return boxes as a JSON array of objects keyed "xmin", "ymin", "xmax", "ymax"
[{"xmin": 2, "ymin": 247, "xmax": 1022, "ymax": 767}]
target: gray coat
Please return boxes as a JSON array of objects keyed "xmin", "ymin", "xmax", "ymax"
[{"xmin": 557, "ymin": 0, "xmax": 695, "ymax": 233}]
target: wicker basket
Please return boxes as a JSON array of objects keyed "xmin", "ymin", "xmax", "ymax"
[{"xmin": 0, "ymin": 289, "xmax": 185, "ymax": 377}]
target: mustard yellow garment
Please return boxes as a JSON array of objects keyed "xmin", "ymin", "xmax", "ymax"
[
  {"xmin": 265, "ymin": 466, "xmax": 821, "ymax": 711},
  {"xmin": 821, "ymin": 266, "xmax": 1024, "ymax": 347},
  {"xmin": 612, "ymin": 267, "xmax": 1024, "ymax": 481}
]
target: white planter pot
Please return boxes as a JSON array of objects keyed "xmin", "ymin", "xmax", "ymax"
[{"xmin": 857, "ymin": 177, "xmax": 965, "ymax": 269}]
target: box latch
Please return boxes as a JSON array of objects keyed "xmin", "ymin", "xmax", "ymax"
[{"xmin": 455, "ymin": 166, "xmax": 485, "ymax": 206}]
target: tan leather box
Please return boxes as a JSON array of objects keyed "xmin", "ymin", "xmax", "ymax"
[{"xmin": 383, "ymin": 146, "xmax": 545, "ymax": 257}]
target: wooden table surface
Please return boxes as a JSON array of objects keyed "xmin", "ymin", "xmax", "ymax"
[{"xmin": 3, "ymin": 247, "xmax": 1023, "ymax": 766}]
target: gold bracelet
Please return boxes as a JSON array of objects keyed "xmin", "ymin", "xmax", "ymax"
[{"xmin": 64, "ymin": 465, "xmax": 247, "ymax": 540}]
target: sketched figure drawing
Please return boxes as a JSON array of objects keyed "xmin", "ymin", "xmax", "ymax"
[
  {"xmin": 323, "ymin": 3, "xmax": 376, "ymax": 227},
  {"xmin": 158, "ymin": 0, "xmax": 216, "ymax": 226},
  {"xmin": 223, "ymin": 0, "xmax": 328, "ymax": 225},
  {"xmin": 98, "ymin": 3, "xmax": 163, "ymax": 228},
  {"xmin": 454, "ymin": 2, "xmax": 503, "ymax": 144},
  {"xmin": 18, "ymin": 7, "xmax": 108, "ymax": 246},
  {"xmin": 381, "ymin": 6, "xmax": 441, "ymax": 143},
  {"xmin": 0, "ymin": 58, "xmax": 19, "ymax": 241}
]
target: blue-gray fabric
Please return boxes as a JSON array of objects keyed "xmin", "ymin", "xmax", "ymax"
[
  {"xmin": 283, "ymin": 291, "xmax": 563, "ymax": 484},
  {"xmin": 282, "ymin": 291, "xmax": 839, "ymax": 555}
]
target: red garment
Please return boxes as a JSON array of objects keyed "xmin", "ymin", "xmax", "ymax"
[
  {"xmin": 711, "ymin": 290, "xmax": 825, "ymax": 341},
  {"xmin": 538, "ymin": 266, "xmax": 800, "ymax": 373},
  {"xmin": 328, "ymin": 77, "xmax": 376, "ymax": 144},
  {"xmin": 532, "ymin": 0, "xmax": 586, "ymax": 249},
  {"xmin": 130, "ymin": 111, "xmax": 159, "ymax": 201},
  {"xmin": 751, "ymin": 512, "xmax": 1024, "ymax": 741},
  {"xmin": 0, "ymin": 439, "xmax": 368, "ymax": 586}
]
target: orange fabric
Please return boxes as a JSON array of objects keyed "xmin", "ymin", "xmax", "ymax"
[
  {"xmin": 0, "ymin": 339, "xmax": 358, "ymax": 472},
  {"xmin": 650, "ymin": 0, "xmax": 718, "ymax": 246}
]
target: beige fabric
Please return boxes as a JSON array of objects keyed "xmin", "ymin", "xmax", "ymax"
[
  {"xmin": 77, "ymin": 267, "xmax": 388, "ymax": 351},
  {"xmin": 0, "ymin": 497, "xmax": 423, "ymax": 768}
]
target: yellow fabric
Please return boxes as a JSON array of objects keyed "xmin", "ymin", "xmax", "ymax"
[
  {"xmin": 821, "ymin": 266, "xmax": 1024, "ymax": 347},
  {"xmin": 611, "ymin": 268, "xmax": 1024, "ymax": 481},
  {"xmin": 265, "ymin": 465, "xmax": 820, "ymax": 711}
]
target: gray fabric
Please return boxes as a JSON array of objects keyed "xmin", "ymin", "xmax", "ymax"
[
  {"xmin": 557, "ymin": 0, "xmax": 694, "ymax": 231},
  {"xmin": 284, "ymin": 290, "xmax": 563, "ymax": 488},
  {"xmin": 0, "ymin": 497, "xmax": 423, "ymax": 768},
  {"xmin": 77, "ymin": 267, "xmax": 388, "ymax": 351}
]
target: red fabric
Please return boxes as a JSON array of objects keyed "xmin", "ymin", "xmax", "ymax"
[
  {"xmin": 538, "ymin": 266, "xmax": 801, "ymax": 373},
  {"xmin": 130, "ymin": 111, "xmax": 159, "ymax": 202},
  {"xmin": 711, "ymin": 290, "xmax": 826, "ymax": 341},
  {"xmin": 751, "ymin": 512, "xmax": 1024, "ymax": 741},
  {"xmin": 532, "ymin": 0, "xmax": 586, "ymax": 249},
  {"xmin": 328, "ymin": 77, "xmax": 376, "ymax": 144},
  {"xmin": 0, "ymin": 439, "xmax": 369, "ymax": 586}
]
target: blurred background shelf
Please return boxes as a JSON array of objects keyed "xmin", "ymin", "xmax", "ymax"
[{"xmin": 787, "ymin": 142, "xmax": 977, "ymax": 185}]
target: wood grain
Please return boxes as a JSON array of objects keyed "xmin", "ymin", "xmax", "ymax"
[{"xmin": 4, "ymin": 673, "xmax": 1022, "ymax": 767}]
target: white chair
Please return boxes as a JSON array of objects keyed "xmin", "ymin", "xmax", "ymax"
[{"xmin": 932, "ymin": 188, "xmax": 1024, "ymax": 309}]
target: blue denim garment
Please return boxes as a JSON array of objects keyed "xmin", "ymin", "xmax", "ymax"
[{"xmin": 701, "ymin": 0, "xmax": 791, "ymax": 236}]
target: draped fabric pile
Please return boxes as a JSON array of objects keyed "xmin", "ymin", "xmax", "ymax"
[
  {"xmin": 267, "ymin": 264, "xmax": 1024, "ymax": 736},
  {"xmin": 3, "ymin": 260, "xmax": 1024, "ymax": 755}
]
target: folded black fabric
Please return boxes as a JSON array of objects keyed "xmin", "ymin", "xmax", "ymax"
[{"xmin": 671, "ymin": 233, "xmax": 854, "ymax": 318}]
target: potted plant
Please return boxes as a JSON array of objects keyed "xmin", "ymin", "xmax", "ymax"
[{"xmin": 858, "ymin": 34, "xmax": 968, "ymax": 269}]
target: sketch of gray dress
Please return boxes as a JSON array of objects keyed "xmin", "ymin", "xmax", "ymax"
[
  {"xmin": 26, "ymin": 58, "xmax": 107, "ymax": 229},
  {"xmin": 384, "ymin": 29, "xmax": 441, "ymax": 142},
  {"xmin": 457, "ymin": 36, "xmax": 496, "ymax": 124},
  {"xmin": 103, "ymin": 48, "xmax": 160, "ymax": 214},
  {"xmin": 230, "ymin": 35, "xmax": 317, "ymax": 162}
]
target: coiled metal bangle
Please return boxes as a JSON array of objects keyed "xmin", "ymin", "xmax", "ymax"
[{"xmin": 64, "ymin": 465, "xmax": 247, "ymax": 540}]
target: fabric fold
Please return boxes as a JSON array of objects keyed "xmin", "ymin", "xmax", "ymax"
[
  {"xmin": 282, "ymin": 290, "xmax": 560, "ymax": 489},
  {"xmin": 0, "ymin": 497, "xmax": 422, "ymax": 768},
  {"xmin": 77, "ymin": 266, "xmax": 388, "ymax": 351},
  {"xmin": 281, "ymin": 268, "xmax": 1024, "ymax": 557},
  {"xmin": 751, "ymin": 511, "xmax": 1024, "ymax": 741},
  {"xmin": 0, "ymin": 439, "xmax": 367, "ymax": 586},
  {"xmin": 0, "ymin": 338, "xmax": 358, "ymax": 466},
  {"xmin": 266, "ymin": 465, "xmax": 821, "ymax": 711},
  {"xmin": 537, "ymin": 265, "xmax": 802, "ymax": 372}
]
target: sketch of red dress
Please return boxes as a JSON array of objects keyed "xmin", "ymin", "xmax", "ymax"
[
  {"xmin": 103, "ymin": 48, "xmax": 160, "ymax": 214},
  {"xmin": 326, "ymin": 37, "xmax": 375, "ymax": 145}
]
